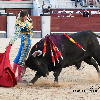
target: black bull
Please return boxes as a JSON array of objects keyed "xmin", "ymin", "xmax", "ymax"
[{"xmin": 25, "ymin": 30, "xmax": 100, "ymax": 85}]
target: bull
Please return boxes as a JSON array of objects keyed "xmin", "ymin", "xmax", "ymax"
[{"xmin": 24, "ymin": 30, "xmax": 100, "ymax": 85}]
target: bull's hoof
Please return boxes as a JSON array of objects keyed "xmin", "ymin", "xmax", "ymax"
[
  {"xmin": 27, "ymin": 82, "xmax": 34, "ymax": 86},
  {"xmin": 45, "ymin": 72, "xmax": 49, "ymax": 77},
  {"xmin": 21, "ymin": 67, "xmax": 26, "ymax": 78},
  {"xmin": 47, "ymin": 72, "xmax": 49, "ymax": 75},
  {"xmin": 98, "ymin": 72, "xmax": 100, "ymax": 78},
  {"xmin": 52, "ymin": 81, "xmax": 60, "ymax": 87},
  {"xmin": 21, "ymin": 74, "xmax": 24, "ymax": 78}
]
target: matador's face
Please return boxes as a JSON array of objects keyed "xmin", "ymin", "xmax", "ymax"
[{"xmin": 21, "ymin": 15, "xmax": 27, "ymax": 22}]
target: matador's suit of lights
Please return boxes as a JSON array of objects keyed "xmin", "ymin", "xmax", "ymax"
[{"xmin": 9, "ymin": 11, "xmax": 33, "ymax": 81}]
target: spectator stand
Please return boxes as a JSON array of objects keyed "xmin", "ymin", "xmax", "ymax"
[
  {"xmin": 6, "ymin": 8, "xmax": 31, "ymax": 18},
  {"xmin": 50, "ymin": 0, "xmax": 75, "ymax": 8},
  {"xmin": 51, "ymin": 10, "xmax": 82, "ymax": 17},
  {"xmin": 44, "ymin": 8, "xmax": 100, "ymax": 17},
  {"xmin": 1, "ymin": 0, "xmax": 33, "ymax": 1}
]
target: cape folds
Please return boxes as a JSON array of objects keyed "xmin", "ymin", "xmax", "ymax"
[{"xmin": 0, "ymin": 44, "xmax": 17, "ymax": 87}]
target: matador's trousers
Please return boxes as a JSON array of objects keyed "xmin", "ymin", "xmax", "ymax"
[{"xmin": 14, "ymin": 33, "xmax": 32, "ymax": 67}]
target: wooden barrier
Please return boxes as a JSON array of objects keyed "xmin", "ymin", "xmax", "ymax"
[
  {"xmin": 0, "ymin": 16, "xmax": 41, "ymax": 32},
  {"xmin": 0, "ymin": 16, "xmax": 7, "ymax": 31},
  {"xmin": 6, "ymin": 8, "xmax": 31, "ymax": 18},
  {"xmin": 51, "ymin": 17, "xmax": 100, "ymax": 32},
  {"xmin": 30, "ymin": 16, "xmax": 41, "ymax": 31},
  {"xmin": 90, "ymin": 14, "xmax": 100, "ymax": 17},
  {"xmin": 0, "ymin": 16, "xmax": 100, "ymax": 33},
  {"xmin": 51, "ymin": 13, "xmax": 82, "ymax": 17}
]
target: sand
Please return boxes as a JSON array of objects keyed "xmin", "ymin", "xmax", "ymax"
[{"xmin": 0, "ymin": 38, "xmax": 100, "ymax": 100}]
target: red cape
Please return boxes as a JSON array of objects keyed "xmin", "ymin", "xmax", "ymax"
[{"xmin": 0, "ymin": 44, "xmax": 17, "ymax": 87}]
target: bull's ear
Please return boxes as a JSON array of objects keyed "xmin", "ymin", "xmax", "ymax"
[{"xmin": 32, "ymin": 50, "xmax": 42, "ymax": 57}]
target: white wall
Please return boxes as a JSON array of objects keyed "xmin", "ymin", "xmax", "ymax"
[
  {"xmin": 7, "ymin": 15, "xmax": 16, "ymax": 38},
  {"xmin": 41, "ymin": 15, "xmax": 51, "ymax": 38},
  {"xmin": 32, "ymin": 0, "xmax": 40, "ymax": 16}
]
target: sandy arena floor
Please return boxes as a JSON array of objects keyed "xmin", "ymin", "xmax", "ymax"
[{"xmin": 0, "ymin": 38, "xmax": 100, "ymax": 100}]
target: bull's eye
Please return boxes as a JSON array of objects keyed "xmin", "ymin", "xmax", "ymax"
[{"xmin": 37, "ymin": 61, "xmax": 41, "ymax": 65}]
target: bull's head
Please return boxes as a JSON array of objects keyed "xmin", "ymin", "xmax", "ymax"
[{"xmin": 25, "ymin": 49, "xmax": 49, "ymax": 77}]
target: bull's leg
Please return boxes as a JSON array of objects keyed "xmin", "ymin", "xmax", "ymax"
[
  {"xmin": 92, "ymin": 46, "xmax": 100, "ymax": 67},
  {"xmin": 27, "ymin": 72, "xmax": 41, "ymax": 86},
  {"xmin": 21, "ymin": 65, "xmax": 27, "ymax": 78},
  {"xmin": 53, "ymin": 67, "xmax": 62, "ymax": 84},
  {"xmin": 84, "ymin": 57, "xmax": 100, "ymax": 77},
  {"xmin": 75, "ymin": 62, "xmax": 82, "ymax": 70}
]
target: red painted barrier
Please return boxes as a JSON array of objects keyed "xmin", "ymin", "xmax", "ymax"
[
  {"xmin": 0, "ymin": 15, "xmax": 100, "ymax": 32},
  {"xmin": 0, "ymin": 16, "xmax": 7, "ymax": 31},
  {"xmin": 51, "ymin": 17, "xmax": 100, "ymax": 32}
]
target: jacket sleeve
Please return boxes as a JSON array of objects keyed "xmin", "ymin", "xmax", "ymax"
[
  {"xmin": 45, "ymin": 9, "xmax": 48, "ymax": 13},
  {"xmin": 9, "ymin": 25, "xmax": 21, "ymax": 45}
]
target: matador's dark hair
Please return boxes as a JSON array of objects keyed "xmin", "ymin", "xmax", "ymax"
[{"xmin": 20, "ymin": 10, "xmax": 28, "ymax": 17}]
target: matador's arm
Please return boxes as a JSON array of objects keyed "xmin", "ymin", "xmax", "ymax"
[{"xmin": 9, "ymin": 25, "xmax": 21, "ymax": 45}]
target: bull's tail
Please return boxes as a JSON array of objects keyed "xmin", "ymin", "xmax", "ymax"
[{"xmin": 86, "ymin": 30, "xmax": 100, "ymax": 38}]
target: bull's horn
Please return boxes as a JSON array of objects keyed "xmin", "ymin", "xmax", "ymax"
[
  {"xmin": 32, "ymin": 50, "xmax": 42, "ymax": 57},
  {"xmin": 32, "ymin": 51, "xmax": 38, "ymax": 57},
  {"xmin": 37, "ymin": 50, "xmax": 42, "ymax": 56}
]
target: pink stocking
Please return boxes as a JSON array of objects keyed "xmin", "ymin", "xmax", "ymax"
[
  {"xmin": 17, "ymin": 65, "xmax": 23, "ymax": 81},
  {"xmin": 13, "ymin": 63, "xmax": 18, "ymax": 74}
]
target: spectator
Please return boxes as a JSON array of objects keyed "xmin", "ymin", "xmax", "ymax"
[
  {"xmin": 94, "ymin": 0, "xmax": 97, "ymax": 7},
  {"xmin": 96, "ymin": 9, "xmax": 100, "ymax": 14},
  {"xmin": 88, "ymin": 0, "xmax": 97, "ymax": 7},
  {"xmin": 75, "ymin": 0, "xmax": 83, "ymax": 7},
  {"xmin": 61, "ymin": 9, "xmax": 66, "ymax": 13},
  {"xmin": 67, "ymin": 12, "xmax": 74, "ymax": 17},
  {"xmin": 82, "ymin": 9, "xmax": 89, "ymax": 17},
  {"xmin": 83, "ymin": 0, "xmax": 88, "ymax": 6},
  {"xmin": 88, "ymin": 0, "xmax": 92, "ymax": 5},
  {"xmin": 45, "ymin": 6, "xmax": 52, "ymax": 14}
]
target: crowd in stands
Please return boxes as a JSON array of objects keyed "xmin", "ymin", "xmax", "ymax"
[
  {"xmin": 74, "ymin": 0, "xmax": 99, "ymax": 7},
  {"xmin": 2, "ymin": 0, "xmax": 100, "ymax": 8},
  {"xmin": 75, "ymin": 0, "xmax": 83, "ymax": 7},
  {"xmin": 1, "ymin": 0, "xmax": 100, "ymax": 17},
  {"xmin": 1, "ymin": 0, "xmax": 32, "ymax": 1},
  {"xmin": 45, "ymin": 5, "xmax": 100, "ymax": 18}
]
